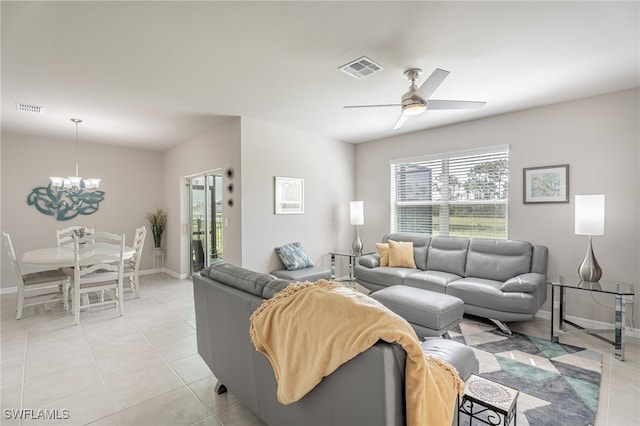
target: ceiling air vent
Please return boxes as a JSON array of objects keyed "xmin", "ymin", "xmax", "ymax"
[
  {"xmin": 339, "ymin": 56, "xmax": 384, "ymax": 79},
  {"xmin": 16, "ymin": 102, "xmax": 46, "ymax": 114}
]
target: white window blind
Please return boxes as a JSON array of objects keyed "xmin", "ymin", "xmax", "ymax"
[{"xmin": 390, "ymin": 146, "xmax": 509, "ymax": 239}]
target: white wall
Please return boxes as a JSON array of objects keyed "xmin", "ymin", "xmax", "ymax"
[
  {"xmin": 240, "ymin": 118, "xmax": 355, "ymax": 274},
  {"xmin": 355, "ymin": 88, "xmax": 639, "ymax": 328},
  {"xmin": 1, "ymin": 132, "xmax": 163, "ymax": 289},
  {"xmin": 163, "ymin": 118, "xmax": 242, "ymax": 277}
]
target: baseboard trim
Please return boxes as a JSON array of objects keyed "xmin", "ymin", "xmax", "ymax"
[{"xmin": 536, "ymin": 309, "xmax": 639, "ymax": 339}]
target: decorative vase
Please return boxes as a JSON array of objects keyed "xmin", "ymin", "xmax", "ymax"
[
  {"xmin": 352, "ymin": 225, "xmax": 363, "ymax": 254},
  {"xmin": 578, "ymin": 236, "xmax": 602, "ymax": 282}
]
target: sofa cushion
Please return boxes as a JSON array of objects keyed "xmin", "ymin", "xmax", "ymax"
[
  {"xmin": 404, "ymin": 270, "xmax": 461, "ymax": 293},
  {"xmin": 388, "ymin": 240, "xmax": 417, "ymax": 269},
  {"xmin": 501, "ymin": 272, "xmax": 545, "ymax": 293},
  {"xmin": 447, "ymin": 277, "xmax": 536, "ymax": 315},
  {"xmin": 382, "ymin": 233, "xmax": 430, "ymax": 270},
  {"xmin": 358, "ymin": 254, "xmax": 380, "ymax": 268},
  {"xmin": 376, "ymin": 243, "xmax": 389, "ymax": 266},
  {"xmin": 274, "ymin": 242, "xmax": 314, "ymax": 271},
  {"xmin": 204, "ymin": 263, "xmax": 275, "ymax": 297},
  {"xmin": 354, "ymin": 266, "xmax": 415, "ymax": 288},
  {"xmin": 465, "ymin": 239, "xmax": 532, "ymax": 282},
  {"xmin": 426, "ymin": 237, "xmax": 469, "ymax": 276},
  {"xmin": 262, "ymin": 279, "xmax": 293, "ymax": 299},
  {"xmin": 270, "ymin": 266, "xmax": 330, "ymax": 283}
]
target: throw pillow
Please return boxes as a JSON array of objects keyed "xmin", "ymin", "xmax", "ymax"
[
  {"xmin": 274, "ymin": 242, "xmax": 314, "ymax": 271},
  {"xmin": 376, "ymin": 243, "xmax": 389, "ymax": 266},
  {"xmin": 388, "ymin": 240, "xmax": 417, "ymax": 269}
]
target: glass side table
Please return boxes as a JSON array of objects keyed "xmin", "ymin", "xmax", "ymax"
[
  {"xmin": 329, "ymin": 250, "xmax": 374, "ymax": 282},
  {"xmin": 548, "ymin": 276, "xmax": 635, "ymax": 361}
]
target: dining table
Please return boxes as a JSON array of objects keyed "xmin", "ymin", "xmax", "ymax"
[{"xmin": 22, "ymin": 245, "xmax": 136, "ymax": 268}]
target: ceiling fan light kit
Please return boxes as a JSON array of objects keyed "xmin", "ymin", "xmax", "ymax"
[{"xmin": 344, "ymin": 67, "xmax": 486, "ymax": 130}]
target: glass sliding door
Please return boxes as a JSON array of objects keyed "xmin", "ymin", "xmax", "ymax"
[{"xmin": 189, "ymin": 171, "xmax": 223, "ymax": 275}]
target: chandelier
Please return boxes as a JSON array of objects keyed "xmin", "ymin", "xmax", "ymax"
[
  {"xmin": 50, "ymin": 118, "xmax": 101, "ymax": 190},
  {"xmin": 27, "ymin": 118, "xmax": 105, "ymax": 221}
]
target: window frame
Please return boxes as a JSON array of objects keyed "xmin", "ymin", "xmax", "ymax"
[{"xmin": 390, "ymin": 145, "xmax": 510, "ymax": 239}]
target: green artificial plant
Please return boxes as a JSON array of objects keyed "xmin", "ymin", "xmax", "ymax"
[{"xmin": 146, "ymin": 208, "xmax": 167, "ymax": 248}]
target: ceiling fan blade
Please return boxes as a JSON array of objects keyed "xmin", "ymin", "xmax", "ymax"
[
  {"xmin": 426, "ymin": 100, "xmax": 486, "ymax": 110},
  {"xmin": 417, "ymin": 68, "xmax": 450, "ymax": 99},
  {"xmin": 392, "ymin": 113, "xmax": 408, "ymax": 130},
  {"xmin": 343, "ymin": 104, "xmax": 401, "ymax": 109}
]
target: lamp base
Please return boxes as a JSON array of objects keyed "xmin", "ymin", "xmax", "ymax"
[
  {"xmin": 352, "ymin": 225, "xmax": 363, "ymax": 254},
  {"xmin": 578, "ymin": 236, "xmax": 602, "ymax": 282}
]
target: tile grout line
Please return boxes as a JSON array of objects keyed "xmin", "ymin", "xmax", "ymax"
[
  {"xmin": 78, "ymin": 319, "xmax": 120, "ymax": 425},
  {"xmin": 113, "ymin": 296, "xmax": 211, "ymax": 426},
  {"xmin": 18, "ymin": 327, "xmax": 28, "ymax": 426}
]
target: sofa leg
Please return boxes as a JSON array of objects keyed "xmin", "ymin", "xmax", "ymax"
[
  {"xmin": 442, "ymin": 331, "xmax": 452, "ymax": 339},
  {"xmin": 489, "ymin": 319, "xmax": 512, "ymax": 335},
  {"xmin": 215, "ymin": 381, "xmax": 227, "ymax": 395}
]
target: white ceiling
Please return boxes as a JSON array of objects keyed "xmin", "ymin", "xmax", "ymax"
[{"xmin": 2, "ymin": 1, "xmax": 639, "ymax": 151}]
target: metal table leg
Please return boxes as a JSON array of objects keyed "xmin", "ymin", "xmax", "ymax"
[
  {"xmin": 551, "ymin": 285, "xmax": 566, "ymax": 343},
  {"xmin": 348, "ymin": 255, "xmax": 355, "ymax": 281},
  {"xmin": 614, "ymin": 294, "xmax": 625, "ymax": 361},
  {"xmin": 330, "ymin": 253, "xmax": 336, "ymax": 280}
]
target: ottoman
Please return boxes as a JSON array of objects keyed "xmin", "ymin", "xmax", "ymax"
[{"xmin": 370, "ymin": 285, "xmax": 464, "ymax": 338}]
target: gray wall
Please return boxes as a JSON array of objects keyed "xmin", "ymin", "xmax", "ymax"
[
  {"xmin": 240, "ymin": 117, "xmax": 355, "ymax": 274},
  {"xmin": 355, "ymin": 88, "xmax": 639, "ymax": 328},
  {"xmin": 1, "ymin": 132, "xmax": 164, "ymax": 288},
  {"xmin": 163, "ymin": 118, "xmax": 242, "ymax": 277}
]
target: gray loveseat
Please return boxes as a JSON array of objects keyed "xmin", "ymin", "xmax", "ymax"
[
  {"xmin": 355, "ymin": 233, "xmax": 549, "ymax": 333},
  {"xmin": 193, "ymin": 261, "xmax": 478, "ymax": 426}
]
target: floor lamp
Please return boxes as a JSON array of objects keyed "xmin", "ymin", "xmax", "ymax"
[
  {"xmin": 350, "ymin": 201, "xmax": 364, "ymax": 254},
  {"xmin": 575, "ymin": 194, "xmax": 605, "ymax": 282}
]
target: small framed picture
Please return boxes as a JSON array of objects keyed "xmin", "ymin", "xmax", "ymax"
[
  {"xmin": 523, "ymin": 164, "xmax": 569, "ymax": 204},
  {"xmin": 275, "ymin": 177, "xmax": 304, "ymax": 214}
]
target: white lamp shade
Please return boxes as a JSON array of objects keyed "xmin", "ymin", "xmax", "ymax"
[
  {"xmin": 350, "ymin": 201, "xmax": 364, "ymax": 225},
  {"xmin": 575, "ymin": 194, "xmax": 605, "ymax": 236}
]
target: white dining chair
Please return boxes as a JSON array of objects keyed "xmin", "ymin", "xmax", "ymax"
[
  {"xmin": 124, "ymin": 226, "xmax": 146, "ymax": 298},
  {"xmin": 2, "ymin": 231, "xmax": 70, "ymax": 320},
  {"xmin": 57, "ymin": 226, "xmax": 95, "ymax": 247},
  {"xmin": 71, "ymin": 231, "xmax": 125, "ymax": 325}
]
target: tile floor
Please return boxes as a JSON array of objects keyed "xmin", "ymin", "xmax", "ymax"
[{"xmin": 1, "ymin": 273, "xmax": 638, "ymax": 425}]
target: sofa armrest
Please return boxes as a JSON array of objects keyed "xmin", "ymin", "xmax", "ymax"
[
  {"xmin": 501, "ymin": 273, "xmax": 546, "ymax": 293},
  {"xmin": 358, "ymin": 254, "xmax": 380, "ymax": 268}
]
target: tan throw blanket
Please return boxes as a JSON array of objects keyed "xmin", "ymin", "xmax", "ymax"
[{"xmin": 250, "ymin": 280, "xmax": 464, "ymax": 426}]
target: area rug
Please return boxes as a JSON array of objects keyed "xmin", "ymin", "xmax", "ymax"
[{"xmin": 449, "ymin": 317, "xmax": 602, "ymax": 426}]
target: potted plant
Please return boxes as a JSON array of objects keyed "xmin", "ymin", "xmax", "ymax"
[
  {"xmin": 146, "ymin": 208, "xmax": 167, "ymax": 248},
  {"xmin": 147, "ymin": 208, "xmax": 167, "ymax": 269}
]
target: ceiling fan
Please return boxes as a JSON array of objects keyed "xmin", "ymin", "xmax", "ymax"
[{"xmin": 344, "ymin": 68, "xmax": 486, "ymax": 130}]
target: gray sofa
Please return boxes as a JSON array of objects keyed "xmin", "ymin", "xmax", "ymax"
[
  {"xmin": 355, "ymin": 233, "xmax": 549, "ymax": 333},
  {"xmin": 193, "ymin": 261, "xmax": 478, "ymax": 426}
]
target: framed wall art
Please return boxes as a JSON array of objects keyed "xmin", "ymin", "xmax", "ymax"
[
  {"xmin": 275, "ymin": 176, "xmax": 304, "ymax": 214},
  {"xmin": 523, "ymin": 164, "xmax": 569, "ymax": 204}
]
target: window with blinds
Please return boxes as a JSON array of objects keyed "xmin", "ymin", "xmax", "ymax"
[{"xmin": 390, "ymin": 146, "xmax": 509, "ymax": 239}]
